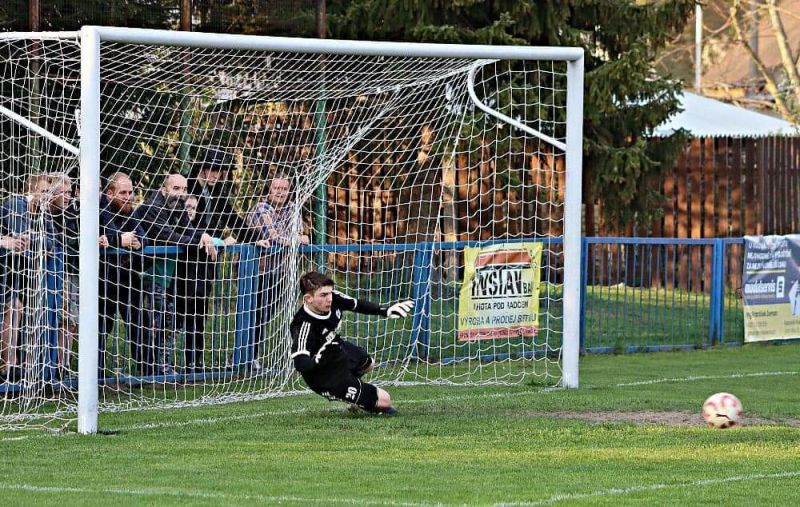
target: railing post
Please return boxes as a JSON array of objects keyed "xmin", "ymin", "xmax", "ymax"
[
  {"xmin": 708, "ymin": 239, "xmax": 725, "ymax": 345},
  {"xmin": 579, "ymin": 237, "xmax": 589, "ymax": 352},
  {"xmin": 45, "ymin": 251, "xmax": 64, "ymax": 382},
  {"xmin": 234, "ymin": 245, "xmax": 258, "ymax": 368},
  {"xmin": 715, "ymin": 239, "xmax": 727, "ymax": 344},
  {"xmin": 408, "ymin": 245, "xmax": 433, "ymax": 360}
]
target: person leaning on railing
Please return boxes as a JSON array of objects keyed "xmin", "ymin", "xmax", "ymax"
[
  {"xmin": 247, "ymin": 173, "xmax": 310, "ymax": 373},
  {"xmin": 177, "ymin": 150, "xmax": 266, "ymax": 373},
  {"xmin": 135, "ymin": 173, "xmax": 220, "ymax": 374},
  {"xmin": 0, "ymin": 174, "xmax": 51, "ymax": 384},
  {"xmin": 98, "ymin": 171, "xmax": 154, "ymax": 377}
]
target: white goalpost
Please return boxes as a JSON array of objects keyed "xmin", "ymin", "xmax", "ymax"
[{"xmin": 0, "ymin": 27, "xmax": 583, "ymax": 434}]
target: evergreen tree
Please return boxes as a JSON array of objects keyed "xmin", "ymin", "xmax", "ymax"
[
  {"xmin": 328, "ymin": 0, "xmax": 695, "ymax": 232},
  {"xmin": 194, "ymin": 0, "xmax": 318, "ymax": 37}
]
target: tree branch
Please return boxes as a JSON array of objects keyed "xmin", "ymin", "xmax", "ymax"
[
  {"xmin": 731, "ymin": 0, "xmax": 799, "ymax": 122},
  {"xmin": 766, "ymin": 0, "xmax": 800, "ymax": 106}
]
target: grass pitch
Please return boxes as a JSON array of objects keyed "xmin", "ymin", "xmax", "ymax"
[{"xmin": 2, "ymin": 343, "xmax": 799, "ymax": 506}]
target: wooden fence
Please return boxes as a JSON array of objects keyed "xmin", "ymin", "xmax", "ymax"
[
  {"xmin": 310, "ymin": 135, "xmax": 800, "ymax": 287},
  {"xmin": 654, "ymin": 137, "xmax": 800, "ymax": 239},
  {"xmin": 590, "ymin": 136, "xmax": 800, "ymax": 292}
]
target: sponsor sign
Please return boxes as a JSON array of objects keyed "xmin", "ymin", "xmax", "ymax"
[
  {"xmin": 743, "ymin": 235, "xmax": 800, "ymax": 342},
  {"xmin": 458, "ymin": 243, "xmax": 542, "ymax": 341}
]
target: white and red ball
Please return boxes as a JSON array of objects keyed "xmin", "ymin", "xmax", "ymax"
[{"xmin": 702, "ymin": 392, "xmax": 743, "ymax": 429}]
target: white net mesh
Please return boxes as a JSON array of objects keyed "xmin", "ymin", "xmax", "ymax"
[{"xmin": 0, "ymin": 32, "xmax": 572, "ymax": 431}]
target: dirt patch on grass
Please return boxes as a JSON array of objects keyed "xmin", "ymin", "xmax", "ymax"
[{"xmin": 526, "ymin": 411, "xmax": 800, "ymax": 427}]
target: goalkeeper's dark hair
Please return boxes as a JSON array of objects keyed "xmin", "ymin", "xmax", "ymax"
[{"xmin": 299, "ymin": 271, "xmax": 334, "ymax": 295}]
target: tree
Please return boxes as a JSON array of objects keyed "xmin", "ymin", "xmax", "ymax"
[
  {"xmin": 193, "ymin": 0, "xmax": 318, "ymax": 37},
  {"xmin": 0, "ymin": 0, "xmax": 174, "ymax": 32},
  {"xmin": 730, "ymin": 0, "xmax": 800, "ymax": 124},
  {"xmin": 0, "ymin": 1, "xmax": 28, "ymax": 31},
  {"xmin": 327, "ymin": 0, "xmax": 695, "ymax": 233}
]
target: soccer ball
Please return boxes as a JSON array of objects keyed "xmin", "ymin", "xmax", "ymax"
[{"xmin": 702, "ymin": 392, "xmax": 743, "ymax": 429}]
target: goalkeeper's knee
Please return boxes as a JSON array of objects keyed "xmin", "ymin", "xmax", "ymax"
[
  {"xmin": 354, "ymin": 357, "xmax": 374, "ymax": 378},
  {"xmin": 374, "ymin": 387, "xmax": 392, "ymax": 411}
]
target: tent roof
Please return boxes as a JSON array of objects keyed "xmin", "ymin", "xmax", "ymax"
[{"xmin": 653, "ymin": 91, "xmax": 798, "ymax": 138}]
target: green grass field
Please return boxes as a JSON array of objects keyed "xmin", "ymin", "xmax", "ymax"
[{"xmin": 3, "ymin": 343, "xmax": 799, "ymax": 506}]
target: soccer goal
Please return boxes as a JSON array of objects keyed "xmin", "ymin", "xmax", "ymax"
[{"xmin": 0, "ymin": 27, "xmax": 583, "ymax": 433}]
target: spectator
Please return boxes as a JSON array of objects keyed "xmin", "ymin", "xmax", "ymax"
[
  {"xmin": 136, "ymin": 173, "xmax": 217, "ymax": 373},
  {"xmin": 99, "ymin": 172, "xmax": 154, "ymax": 376},
  {"xmin": 187, "ymin": 149, "xmax": 261, "ymax": 244},
  {"xmin": 184, "ymin": 195, "xmax": 199, "ymax": 225},
  {"xmin": 178, "ymin": 150, "xmax": 264, "ymax": 372},
  {"xmin": 248, "ymin": 174, "xmax": 309, "ymax": 371},
  {"xmin": 50, "ymin": 177, "xmax": 80, "ymax": 377},
  {"xmin": 0, "ymin": 174, "xmax": 50, "ymax": 383},
  {"xmin": 141, "ymin": 193, "xmax": 200, "ymax": 376}
]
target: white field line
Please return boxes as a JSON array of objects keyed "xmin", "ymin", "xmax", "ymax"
[
  {"xmin": 616, "ymin": 370, "xmax": 799, "ymax": 387},
  {"xmin": 501, "ymin": 470, "xmax": 800, "ymax": 506},
  {"xmin": 0, "ymin": 389, "xmax": 551, "ymax": 442},
  {"xmin": 2, "ymin": 470, "xmax": 799, "ymax": 506},
  {"xmin": 0, "ymin": 482, "xmax": 435, "ymax": 506}
]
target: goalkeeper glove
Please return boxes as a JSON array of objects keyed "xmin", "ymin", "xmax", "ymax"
[{"xmin": 384, "ymin": 300, "xmax": 414, "ymax": 319}]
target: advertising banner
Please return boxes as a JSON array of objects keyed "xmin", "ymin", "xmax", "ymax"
[
  {"xmin": 458, "ymin": 242, "xmax": 542, "ymax": 341},
  {"xmin": 743, "ymin": 235, "xmax": 800, "ymax": 342}
]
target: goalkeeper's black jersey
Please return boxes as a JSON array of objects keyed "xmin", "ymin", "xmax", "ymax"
[{"xmin": 289, "ymin": 291, "xmax": 384, "ymax": 383}]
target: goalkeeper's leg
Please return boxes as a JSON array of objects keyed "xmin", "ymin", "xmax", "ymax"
[
  {"xmin": 352, "ymin": 380, "xmax": 396, "ymax": 415},
  {"xmin": 373, "ymin": 386, "xmax": 396, "ymax": 415},
  {"xmin": 317, "ymin": 375, "xmax": 396, "ymax": 415}
]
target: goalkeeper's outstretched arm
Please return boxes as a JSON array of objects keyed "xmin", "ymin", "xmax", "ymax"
[{"xmin": 332, "ymin": 290, "xmax": 414, "ymax": 319}]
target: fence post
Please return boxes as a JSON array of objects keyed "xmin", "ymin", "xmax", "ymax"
[
  {"xmin": 234, "ymin": 245, "xmax": 258, "ymax": 368},
  {"xmin": 708, "ymin": 239, "xmax": 725, "ymax": 345},
  {"xmin": 579, "ymin": 237, "xmax": 589, "ymax": 352},
  {"xmin": 45, "ymin": 251, "xmax": 64, "ymax": 382},
  {"xmin": 409, "ymin": 246, "xmax": 433, "ymax": 360},
  {"xmin": 716, "ymin": 239, "xmax": 727, "ymax": 344}
]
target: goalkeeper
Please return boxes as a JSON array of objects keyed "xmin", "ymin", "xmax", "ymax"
[{"xmin": 289, "ymin": 271, "xmax": 414, "ymax": 415}]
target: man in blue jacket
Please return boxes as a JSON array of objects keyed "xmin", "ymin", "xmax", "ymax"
[{"xmin": 0, "ymin": 174, "xmax": 51, "ymax": 383}]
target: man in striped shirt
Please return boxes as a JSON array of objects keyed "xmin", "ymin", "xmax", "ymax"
[{"xmin": 289, "ymin": 271, "xmax": 413, "ymax": 415}]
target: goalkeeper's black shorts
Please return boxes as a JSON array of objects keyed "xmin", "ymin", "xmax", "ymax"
[
  {"xmin": 341, "ymin": 341, "xmax": 373, "ymax": 376},
  {"xmin": 306, "ymin": 374, "xmax": 379, "ymax": 410}
]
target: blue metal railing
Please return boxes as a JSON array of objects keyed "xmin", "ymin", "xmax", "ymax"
[
  {"xmin": 580, "ymin": 237, "xmax": 745, "ymax": 352},
  {"xmin": 0, "ymin": 236, "xmax": 748, "ymax": 392}
]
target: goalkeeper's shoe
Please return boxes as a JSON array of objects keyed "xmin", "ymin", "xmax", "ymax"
[{"xmin": 383, "ymin": 406, "xmax": 398, "ymax": 416}]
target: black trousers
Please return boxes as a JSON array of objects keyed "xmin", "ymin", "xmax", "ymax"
[
  {"xmin": 175, "ymin": 258, "xmax": 215, "ymax": 369},
  {"xmin": 100, "ymin": 267, "xmax": 154, "ymax": 375}
]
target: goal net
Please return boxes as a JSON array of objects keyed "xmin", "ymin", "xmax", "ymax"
[{"xmin": 0, "ymin": 28, "xmax": 582, "ymax": 432}]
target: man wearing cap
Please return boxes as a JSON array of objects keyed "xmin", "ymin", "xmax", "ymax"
[
  {"xmin": 176, "ymin": 150, "xmax": 263, "ymax": 372},
  {"xmin": 187, "ymin": 149, "xmax": 262, "ymax": 245}
]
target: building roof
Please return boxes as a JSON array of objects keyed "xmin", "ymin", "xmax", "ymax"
[{"xmin": 654, "ymin": 91, "xmax": 799, "ymax": 138}]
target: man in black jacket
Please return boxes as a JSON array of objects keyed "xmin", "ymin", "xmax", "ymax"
[
  {"xmin": 99, "ymin": 172, "xmax": 154, "ymax": 376},
  {"xmin": 182, "ymin": 150, "xmax": 264, "ymax": 372},
  {"xmin": 136, "ymin": 173, "xmax": 217, "ymax": 372},
  {"xmin": 186, "ymin": 149, "xmax": 262, "ymax": 245}
]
